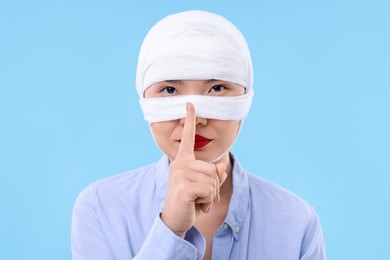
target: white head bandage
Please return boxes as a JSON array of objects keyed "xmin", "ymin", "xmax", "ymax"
[{"xmin": 136, "ymin": 10, "xmax": 254, "ymax": 123}]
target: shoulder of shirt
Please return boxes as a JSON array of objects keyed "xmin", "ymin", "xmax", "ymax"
[
  {"xmin": 100, "ymin": 161, "xmax": 158, "ymax": 183},
  {"xmin": 245, "ymin": 170, "xmax": 317, "ymax": 217},
  {"xmin": 75, "ymin": 161, "xmax": 159, "ymax": 202}
]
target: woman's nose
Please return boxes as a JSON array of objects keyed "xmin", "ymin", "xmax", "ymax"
[
  {"xmin": 196, "ymin": 117, "xmax": 207, "ymax": 126},
  {"xmin": 179, "ymin": 116, "xmax": 207, "ymax": 126}
]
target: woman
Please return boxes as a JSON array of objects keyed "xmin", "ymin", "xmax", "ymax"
[{"xmin": 72, "ymin": 10, "xmax": 326, "ymax": 260}]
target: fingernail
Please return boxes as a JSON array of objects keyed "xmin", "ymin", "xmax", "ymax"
[{"xmin": 186, "ymin": 102, "xmax": 189, "ymax": 112}]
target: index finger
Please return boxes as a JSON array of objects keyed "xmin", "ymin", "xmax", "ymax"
[{"xmin": 176, "ymin": 102, "xmax": 196, "ymax": 160}]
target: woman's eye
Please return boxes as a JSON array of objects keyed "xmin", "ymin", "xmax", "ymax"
[
  {"xmin": 210, "ymin": 84, "xmax": 226, "ymax": 93},
  {"xmin": 161, "ymin": 86, "xmax": 177, "ymax": 95}
]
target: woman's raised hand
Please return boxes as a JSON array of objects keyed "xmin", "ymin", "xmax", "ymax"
[{"xmin": 161, "ymin": 102, "xmax": 227, "ymax": 238}]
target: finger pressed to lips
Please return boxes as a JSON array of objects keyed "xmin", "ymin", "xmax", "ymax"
[
  {"xmin": 176, "ymin": 102, "xmax": 196, "ymax": 160},
  {"xmin": 170, "ymin": 102, "xmax": 228, "ymax": 215}
]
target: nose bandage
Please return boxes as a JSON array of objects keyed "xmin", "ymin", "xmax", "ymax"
[
  {"xmin": 136, "ymin": 10, "xmax": 254, "ymax": 123},
  {"xmin": 140, "ymin": 93, "xmax": 253, "ymax": 123}
]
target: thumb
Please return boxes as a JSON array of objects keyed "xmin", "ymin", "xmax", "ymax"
[{"xmin": 216, "ymin": 162, "xmax": 228, "ymax": 186}]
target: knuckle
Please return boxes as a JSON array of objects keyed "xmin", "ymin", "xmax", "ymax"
[
  {"xmin": 207, "ymin": 185, "xmax": 215, "ymax": 197},
  {"xmin": 174, "ymin": 183, "xmax": 191, "ymax": 198}
]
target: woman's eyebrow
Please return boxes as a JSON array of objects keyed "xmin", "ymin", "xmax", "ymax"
[
  {"xmin": 206, "ymin": 79, "xmax": 219, "ymax": 82},
  {"xmin": 164, "ymin": 79, "xmax": 221, "ymax": 84},
  {"xmin": 165, "ymin": 80, "xmax": 182, "ymax": 84}
]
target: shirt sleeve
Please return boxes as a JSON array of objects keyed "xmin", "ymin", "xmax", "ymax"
[
  {"xmin": 71, "ymin": 186, "xmax": 115, "ymax": 260},
  {"xmin": 134, "ymin": 215, "xmax": 206, "ymax": 260},
  {"xmin": 300, "ymin": 210, "xmax": 327, "ymax": 260},
  {"xmin": 71, "ymin": 185, "xmax": 206, "ymax": 260}
]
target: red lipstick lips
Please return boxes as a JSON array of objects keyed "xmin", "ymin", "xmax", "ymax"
[{"xmin": 194, "ymin": 134, "xmax": 211, "ymax": 149}]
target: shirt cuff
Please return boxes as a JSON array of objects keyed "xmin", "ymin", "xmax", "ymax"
[{"xmin": 135, "ymin": 214, "xmax": 205, "ymax": 260}]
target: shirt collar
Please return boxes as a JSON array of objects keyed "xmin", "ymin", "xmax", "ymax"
[
  {"xmin": 154, "ymin": 155, "xmax": 170, "ymax": 209},
  {"xmin": 154, "ymin": 153, "xmax": 250, "ymax": 241},
  {"xmin": 224, "ymin": 153, "xmax": 250, "ymax": 241}
]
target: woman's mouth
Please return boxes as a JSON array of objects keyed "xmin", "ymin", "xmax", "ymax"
[{"xmin": 193, "ymin": 134, "xmax": 211, "ymax": 149}]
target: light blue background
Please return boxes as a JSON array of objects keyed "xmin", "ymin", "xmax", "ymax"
[{"xmin": 1, "ymin": 0, "xmax": 389, "ymax": 259}]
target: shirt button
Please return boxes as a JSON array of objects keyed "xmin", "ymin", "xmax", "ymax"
[
  {"xmin": 234, "ymin": 225, "xmax": 240, "ymax": 233},
  {"xmin": 223, "ymin": 223, "xmax": 229, "ymax": 230}
]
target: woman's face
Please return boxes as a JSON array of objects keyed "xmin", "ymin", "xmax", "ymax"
[{"xmin": 144, "ymin": 80, "xmax": 245, "ymax": 163}]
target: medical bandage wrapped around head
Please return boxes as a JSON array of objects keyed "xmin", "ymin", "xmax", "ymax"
[{"xmin": 136, "ymin": 10, "xmax": 254, "ymax": 123}]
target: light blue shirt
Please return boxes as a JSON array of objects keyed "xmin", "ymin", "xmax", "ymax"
[{"xmin": 72, "ymin": 154, "xmax": 326, "ymax": 259}]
